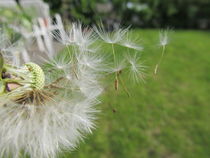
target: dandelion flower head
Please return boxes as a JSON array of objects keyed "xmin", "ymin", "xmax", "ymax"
[{"xmin": 0, "ymin": 23, "xmax": 146, "ymax": 158}]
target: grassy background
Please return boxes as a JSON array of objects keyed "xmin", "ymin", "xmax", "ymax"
[{"xmin": 61, "ymin": 30, "xmax": 210, "ymax": 158}]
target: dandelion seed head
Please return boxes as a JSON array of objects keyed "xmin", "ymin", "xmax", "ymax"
[
  {"xmin": 0, "ymin": 21, "xmax": 148, "ymax": 158},
  {"xmin": 0, "ymin": 33, "xmax": 101, "ymax": 158}
]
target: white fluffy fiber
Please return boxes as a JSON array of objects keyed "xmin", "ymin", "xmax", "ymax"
[
  {"xmin": 0, "ymin": 22, "xmax": 147, "ymax": 158},
  {"xmin": 0, "ymin": 97, "xmax": 98, "ymax": 158}
]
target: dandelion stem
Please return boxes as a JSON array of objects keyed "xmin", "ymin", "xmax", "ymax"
[
  {"xmin": 111, "ymin": 44, "xmax": 119, "ymax": 90},
  {"xmin": 154, "ymin": 45, "xmax": 166, "ymax": 75},
  {"xmin": 118, "ymin": 75, "xmax": 130, "ymax": 97},
  {"xmin": 114, "ymin": 77, "xmax": 118, "ymax": 90},
  {"xmin": 111, "ymin": 44, "xmax": 116, "ymax": 63}
]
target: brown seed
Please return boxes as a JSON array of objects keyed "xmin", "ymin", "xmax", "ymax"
[{"xmin": 114, "ymin": 79, "xmax": 118, "ymax": 90}]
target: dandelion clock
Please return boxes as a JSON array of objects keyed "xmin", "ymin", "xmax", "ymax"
[{"xmin": 0, "ymin": 23, "xmax": 145, "ymax": 158}]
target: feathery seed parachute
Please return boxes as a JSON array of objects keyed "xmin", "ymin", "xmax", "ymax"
[{"xmin": 0, "ymin": 23, "xmax": 147, "ymax": 158}]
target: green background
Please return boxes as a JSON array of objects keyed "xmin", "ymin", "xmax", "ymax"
[{"xmin": 60, "ymin": 30, "xmax": 210, "ymax": 158}]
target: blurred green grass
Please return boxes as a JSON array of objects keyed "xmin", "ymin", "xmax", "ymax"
[{"xmin": 61, "ymin": 30, "xmax": 210, "ymax": 158}]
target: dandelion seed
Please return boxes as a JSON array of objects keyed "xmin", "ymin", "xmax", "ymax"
[
  {"xmin": 54, "ymin": 23, "xmax": 97, "ymax": 52},
  {"xmin": 119, "ymin": 33, "xmax": 144, "ymax": 51},
  {"xmin": 76, "ymin": 52, "xmax": 107, "ymax": 72},
  {"xmin": 159, "ymin": 29, "xmax": 169, "ymax": 46},
  {"xmin": 94, "ymin": 24, "xmax": 129, "ymax": 44},
  {"xmin": 109, "ymin": 59, "xmax": 126, "ymax": 73},
  {"xmin": 126, "ymin": 53, "xmax": 146, "ymax": 82},
  {"xmin": 154, "ymin": 29, "xmax": 171, "ymax": 75}
]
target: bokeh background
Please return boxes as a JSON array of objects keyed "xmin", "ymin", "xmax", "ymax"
[
  {"xmin": 0, "ymin": 0, "xmax": 210, "ymax": 158},
  {"xmin": 44, "ymin": 0, "xmax": 210, "ymax": 29}
]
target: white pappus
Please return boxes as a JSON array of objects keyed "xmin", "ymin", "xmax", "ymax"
[{"xmin": 0, "ymin": 22, "xmax": 146, "ymax": 158}]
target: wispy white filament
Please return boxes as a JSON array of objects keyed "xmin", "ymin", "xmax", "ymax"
[
  {"xmin": 94, "ymin": 25, "xmax": 129, "ymax": 44},
  {"xmin": 159, "ymin": 29, "xmax": 170, "ymax": 46},
  {"xmin": 0, "ymin": 22, "xmax": 147, "ymax": 158},
  {"xmin": 0, "ymin": 98, "xmax": 98, "ymax": 158},
  {"xmin": 126, "ymin": 53, "xmax": 146, "ymax": 82}
]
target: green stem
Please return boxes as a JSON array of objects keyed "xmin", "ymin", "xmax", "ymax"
[
  {"xmin": 111, "ymin": 44, "xmax": 116, "ymax": 62},
  {"xmin": 154, "ymin": 45, "xmax": 166, "ymax": 75},
  {"xmin": 112, "ymin": 44, "xmax": 119, "ymax": 90},
  {"xmin": 118, "ymin": 75, "xmax": 130, "ymax": 97}
]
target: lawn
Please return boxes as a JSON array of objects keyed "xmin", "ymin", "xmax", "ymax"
[{"xmin": 61, "ymin": 30, "xmax": 210, "ymax": 158}]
